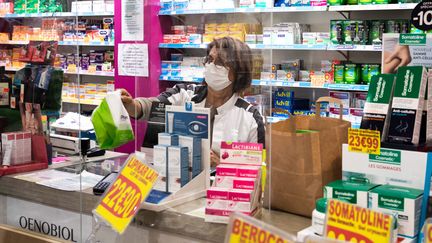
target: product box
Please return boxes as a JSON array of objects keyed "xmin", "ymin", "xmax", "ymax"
[
  {"xmin": 215, "ymin": 164, "xmax": 260, "ymax": 188},
  {"xmin": 360, "ymin": 74, "xmax": 396, "ymax": 141},
  {"xmin": 167, "ymin": 146, "xmax": 189, "ymax": 193},
  {"xmin": 219, "ymin": 142, "xmax": 263, "ymax": 165},
  {"xmin": 353, "ymin": 92, "xmax": 367, "ymax": 109},
  {"xmin": 1, "ymin": 132, "xmax": 31, "ymax": 166},
  {"xmin": 302, "ymin": 32, "xmax": 317, "ymax": 45},
  {"xmin": 274, "ymin": 89, "xmax": 294, "ymax": 100},
  {"xmin": 153, "ymin": 145, "xmax": 169, "ymax": 192},
  {"xmin": 0, "ymin": 82, "xmax": 9, "ymax": 106},
  {"xmin": 178, "ymin": 135, "xmax": 202, "ymax": 179},
  {"xmin": 329, "ymin": 91, "xmax": 351, "ymax": 108},
  {"xmin": 324, "ymin": 179, "xmax": 378, "ymax": 208},
  {"xmin": 228, "ymin": 189, "xmax": 256, "ymax": 212},
  {"xmin": 344, "ymin": 63, "xmax": 360, "ymax": 84},
  {"xmin": 387, "ymin": 66, "xmax": 427, "ymax": 145},
  {"xmin": 329, "ymin": 107, "xmax": 350, "ymax": 121},
  {"xmin": 158, "ymin": 133, "xmax": 179, "ymax": 146},
  {"xmin": 350, "ymin": 108, "xmax": 364, "ymax": 129},
  {"xmin": 333, "ymin": 64, "xmax": 345, "ymax": 83},
  {"xmin": 369, "ymin": 185, "xmax": 423, "ymax": 238}
]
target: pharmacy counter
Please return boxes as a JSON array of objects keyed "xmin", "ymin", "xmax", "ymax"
[{"xmin": 0, "ymin": 151, "xmax": 310, "ymax": 243}]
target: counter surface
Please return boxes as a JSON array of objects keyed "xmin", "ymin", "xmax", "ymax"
[{"xmin": 0, "ymin": 151, "xmax": 310, "ymax": 243}]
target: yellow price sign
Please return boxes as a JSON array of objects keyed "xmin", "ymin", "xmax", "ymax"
[
  {"xmin": 325, "ymin": 199, "xmax": 393, "ymax": 243},
  {"xmin": 94, "ymin": 155, "xmax": 159, "ymax": 234},
  {"xmin": 225, "ymin": 212, "xmax": 295, "ymax": 243},
  {"xmin": 348, "ymin": 128, "xmax": 381, "ymax": 155},
  {"xmin": 88, "ymin": 65, "xmax": 97, "ymax": 74},
  {"xmin": 67, "ymin": 64, "xmax": 77, "ymax": 73}
]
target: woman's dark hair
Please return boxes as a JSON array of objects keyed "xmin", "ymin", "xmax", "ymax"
[{"xmin": 205, "ymin": 37, "xmax": 253, "ymax": 94}]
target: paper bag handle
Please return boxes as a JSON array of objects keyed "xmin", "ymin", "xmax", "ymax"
[{"xmin": 316, "ymin": 96, "xmax": 344, "ymax": 120}]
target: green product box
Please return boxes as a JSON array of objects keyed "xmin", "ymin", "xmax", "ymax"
[
  {"xmin": 344, "ymin": 64, "xmax": 360, "ymax": 84},
  {"xmin": 358, "ymin": 0, "xmax": 372, "ymax": 4},
  {"xmin": 26, "ymin": 0, "xmax": 39, "ymax": 13},
  {"xmin": 410, "ymin": 24, "xmax": 424, "ymax": 34},
  {"xmin": 343, "ymin": 21, "xmax": 356, "ymax": 45},
  {"xmin": 361, "ymin": 64, "xmax": 369, "ymax": 84},
  {"xmin": 369, "ymin": 185, "xmax": 423, "ymax": 238},
  {"xmin": 330, "ymin": 20, "xmax": 344, "ymax": 45},
  {"xmin": 14, "ymin": 0, "xmax": 27, "ymax": 14},
  {"xmin": 388, "ymin": 66, "xmax": 428, "ymax": 145},
  {"xmin": 356, "ymin": 21, "xmax": 369, "ymax": 45},
  {"xmin": 360, "ymin": 74, "xmax": 396, "ymax": 139},
  {"xmin": 370, "ymin": 20, "xmax": 386, "ymax": 45},
  {"xmin": 328, "ymin": 0, "xmax": 346, "ymax": 5},
  {"xmin": 368, "ymin": 64, "xmax": 381, "ymax": 82},
  {"xmin": 324, "ymin": 179, "xmax": 379, "ymax": 208},
  {"xmin": 334, "ymin": 64, "xmax": 345, "ymax": 84},
  {"xmin": 347, "ymin": 0, "xmax": 358, "ymax": 4}
]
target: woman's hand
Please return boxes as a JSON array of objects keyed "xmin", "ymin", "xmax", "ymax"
[
  {"xmin": 120, "ymin": 89, "xmax": 142, "ymax": 118},
  {"xmin": 210, "ymin": 150, "xmax": 220, "ymax": 167},
  {"xmin": 384, "ymin": 45, "xmax": 412, "ymax": 73}
]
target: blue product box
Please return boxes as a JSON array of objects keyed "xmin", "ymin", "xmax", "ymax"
[
  {"xmin": 274, "ymin": 0, "xmax": 291, "ymax": 6},
  {"xmin": 173, "ymin": 0, "xmax": 188, "ymax": 10},
  {"xmin": 273, "ymin": 89, "xmax": 295, "ymax": 100},
  {"xmin": 158, "ymin": 133, "xmax": 179, "ymax": 146},
  {"xmin": 274, "ymin": 99, "xmax": 292, "ymax": 109},
  {"xmin": 160, "ymin": 0, "xmax": 173, "ymax": 11},
  {"xmin": 168, "ymin": 146, "xmax": 190, "ymax": 193},
  {"xmin": 178, "ymin": 135, "xmax": 202, "ymax": 179},
  {"xmin": 171, "ymin": 53, "xmax": 183, "ymax": 61}
]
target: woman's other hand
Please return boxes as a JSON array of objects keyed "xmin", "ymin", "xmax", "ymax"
[{"xmin": 120, "ymin": 89, "xmax": 142, "ymax": 118}]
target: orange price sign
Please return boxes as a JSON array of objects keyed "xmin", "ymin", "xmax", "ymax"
[
  {"xmin": 225, "ymin": 212, "xmax": 295, "ymax": 243},
  {"xmin": 67, "ymin": 64, "xmax": 77, "ymax": 73},
  {"xmin": 348, "ymin": 128, "xmax": 381, "ymax": 155},
  {"xmin": 88, "ymin": 65, "xmax": 97, "ymax": 74},
  {"xmin": 325, "ymin": 199, "xmax": 393, "ymax": 243},
  {"xmin": 94, "ymin": 155, "xmax": 159, "ymax": 234}
]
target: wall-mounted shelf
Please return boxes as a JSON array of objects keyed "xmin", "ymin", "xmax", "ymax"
[
  {"xmin": 62, "ymin": 98, "xmax": 102, "ymax": 106},
  {"xmin": 251, "ymin": 79, "xmax": 369, "ymax": 91},
  {"xmin": 159, "ymin": 3, "xmax": 416, "ymax": 15},
  {"xmin": 1, "ymin": 11, "xmax": 114, "ymax": 18},
  {"xmin": 159, "ymin": 43, "xmax": 381, "ymax": 51},
  {"xmin": 160, "ymin": 75, "xmax": 204, "ymax": 82},
  {"xmin": 0, "ymin": 41, "xmax": 114, "ymax": 47},
  {"xmin": 4, "ymin": 66, "xmax": 114, "ymax": 77}
]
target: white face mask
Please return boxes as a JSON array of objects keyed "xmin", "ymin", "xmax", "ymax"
[{"xmin": 204, "ymin": 63, "xmax": 232, "ymax": 91}]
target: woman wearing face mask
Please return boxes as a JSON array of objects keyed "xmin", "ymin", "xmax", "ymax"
[{"xmin": 121, "ymin": 37, "xmax": 265, "ymax": 165}]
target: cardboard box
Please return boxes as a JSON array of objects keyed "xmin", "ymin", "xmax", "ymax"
[
  {"xmin": 369, "ymin": 185, "xmax": 423, "ymax": 238},
  {"xmin": 387, "ymin": 66, "xmax": 428, "ymax": 145},
  {"xmin": 324, "ymin": 179, "xmax": 378, "ymax": 207},
  {"xmin": 360, "ymin": 74, "xmax": 396, "ymax": 141}
]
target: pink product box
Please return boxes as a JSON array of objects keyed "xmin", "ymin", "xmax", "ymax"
[
  {"xmin": 233, "ymin": 178, "xmax": 256, "ymax": 190},
  {"xmin": 205, "ymin": 208, "xmax": 254, "ymax": 217},
  {"xmin": 228, "ymin": 200, "xmax": 256, "ymax": 212},
  {"xmin": 206, "ymin": 199, "xmax": 229, "ymax": 210},
  {"xmin": 310, "ymin": 0, "xmax": 327, "ymax": 5},
  {"xmin": 229, "ymin": 189, "xmax": 253, "ymax": 202},
  {"xmin": 216, "ymin": 164, "xmax": 238, "ymax": 177},
  {"xmin": 237, "ymin": 166, "xmax": 260, "ymax": 178},
  {"xmin": 207, "ymin": 187, "xmax": 229, "ymax": 200},
  {"xmin": 220, "ymin": 142, "xmax": 263, "ymax": 165}
]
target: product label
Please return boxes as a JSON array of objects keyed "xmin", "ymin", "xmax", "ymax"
[
  {"xmin": 399, "ymin": 34, "xmax": 426, "ymax": 46},
  {"xmin": 333, "ymin": 189, "xmax": 357, "ymax": 204},
  {"xmin": 325, "ymin": 199, "xmax": 393, "ymax": 243},
  {"xmin": 94, "ymin": 155, "xmax": 159, "ymax": 234},
  {"xmin": 369, "ymin": 149, "xmax": 401, "ymax": 165},
  {"xmin": 220, "ymin": 142, "xmax": 263, "ymax": 165},
  {"xmin": 225, "ymin": 212, "xmax": 295, "ymax": 243},
  {"xmin": 348, "ymin": 128, "xmax": 381, "ymax": 155},
  {"xmin": 378, "ymin": 195, "xmax": 404, "ymax": 211}
]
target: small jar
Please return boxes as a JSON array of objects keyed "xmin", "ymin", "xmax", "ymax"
[{"xmin": 312, "ymin": 198, "xmax": 327, "ymax": 236}]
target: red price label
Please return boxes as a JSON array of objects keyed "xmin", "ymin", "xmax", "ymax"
[
  {"xmin": 348, "ymin": 128, "xmax": 381, "ymax": 155},
  {"xmin": 100, "ymin": 174, "xmax": 142, "ymax": 219}
]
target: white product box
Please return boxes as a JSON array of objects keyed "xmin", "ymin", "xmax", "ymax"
[
  {"xmin": 92, "ymin": 1, "xmax": 105, "ymax": 12},
  {"xmin": 329, "ymin": 91, "xmax": 352, "ymax": 108},
  {"xmin": 369, "ymin": 184, "xmax": 423, "ymax": 238},
  {"xmin": 158, "ymin": 133, "xmax": 179, "ymax": 146},
  {"xmin": 71, "ymin": 1, "xmax": 93, "ymax": 12},
  {"xmin": 105, "ymin": 0, "xmax": 114, "ymax": 12},
  {"xmin": 329, "ymin": 107, "xmax": 350, "ymax": 121},
  {"xmin": 239, "ymin": 0, "xmax": 254, "ymax": 7},
  {"xmin": 324, "ymin": 180, "xmax": 378, "ymax": 208},
  {"xmin": 274, "ymin": 29, "xmax": 295, "ymax": 45},
  {"xmin": 1, "ymin": 132, "xmax": 31, "ymax": 166},
  {"xmin": 153, "ymin": 145, "xmax": 168, "ymax": 192},
  {"xmin": 178, "ymin": 135, "xmax": 201, "ymax": 179},
  {"xmin": 349, "ymin": 108, "xmax": 363, "ymax": 129},
  {"xmin": 262, "ymin": 27, "xmax": 274, "ymax": 45}
]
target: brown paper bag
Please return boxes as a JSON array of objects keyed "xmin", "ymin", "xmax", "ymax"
[{"xmin": 264, "ymin": 97, "xmax": 351, "ymax": 217}]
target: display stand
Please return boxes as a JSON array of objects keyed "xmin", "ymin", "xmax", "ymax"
[
  {"xmin": 0, "ymin": 135, "xmax": 48, "ymax": 176},
  {"xmin": 342, "ymin": 144, "xmax": 432, "ymax": 240},
  {"xmin": 141, "ymin": 104, "xmax": 211, "ymax": 212}
]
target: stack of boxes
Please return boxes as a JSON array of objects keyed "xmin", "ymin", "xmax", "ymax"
[
  {"xmin": 272, "ymin": 89, "xmax": 309, "ymax": 117},
  {"xmin": 56, "ymin": 50, "xmax": 114, "ymax": 72},
  {"xmin": 153, "ymin": 132, "xmax": 202, "ymax": 194},
  {"xmin": 333, "ymin": 63, "xmax": 381, "ymax": 84},
  {"xmin": 324, "ymin": 179, "xmax": 423, "ymax": 240},
  {"xmin": 161, "ymin": 54, "xmax": 204, "ymax": 80},
  {"xmin": 302, "ymin": 32, "xmax": 331, "ymax": 45},
  {"xmin": 1, "ymin": 132, "xmax": 32, "ymax": 166},
  {"xmin": 205, "ymin": 142, "xmax": 263, "ymax": 223},
  {"xmin": 329, "ymin": 91, "xmax": 366, "ymax": 128},
  {"xmin": 204, "ymin": 23, "xmax": 253, "ymax": 43},
  {"xmin": 163, "ymin": 25, "xmax": 201, "ymax": 45},
  {"xmin": 263, "ymin": 23, "xmax": 308, "ymax": 45},
  {"xmin": 0, "ymin": 0, "xmax": 14, "ymax": 15},
  {"xmin": 71, "ymin": 0, "xmax": 114, "ymax": 13}
]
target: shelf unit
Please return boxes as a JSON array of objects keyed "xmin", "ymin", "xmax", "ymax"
[
  {"xmin": 62, "ymin": 97, "xmax": 102, "ymax": 106},
  {"xmin": 4, "ymin": 67, "xmax": 114, "ymax": 77},
  {"xmin": 159, "ymin": 3, "xmax": 416, "ymax": 15},
  {"xmin": 0, "ymin": 41, "xmax": 114, "ymax": 46},
  {"xmin": 1, "ymin": 11, "xmax": 114, "ymax": 18}
]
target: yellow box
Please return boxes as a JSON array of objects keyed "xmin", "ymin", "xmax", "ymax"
[{"xmin": 203, "ymin": 34, "xmax": 216, "ymax": 44}]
